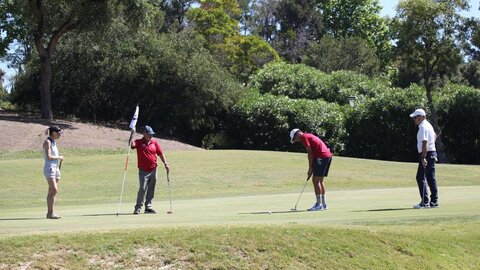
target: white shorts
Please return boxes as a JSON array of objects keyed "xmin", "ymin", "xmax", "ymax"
[{"xmin": 44, "ymin": 165, "xmax": 61, "ymax": 180}]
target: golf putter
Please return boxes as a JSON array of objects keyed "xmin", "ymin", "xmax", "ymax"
[
  {"xmin": 166, "ymin": 172, "xmax": 173, "ymax": 214},
  {"xmin": 291, "ymin": 176, "xmax": 310, "ymax": 211}
]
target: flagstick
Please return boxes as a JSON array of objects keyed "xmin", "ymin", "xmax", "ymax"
[
  {"xmin": 116, "ymin": 136, "xmax": 133, "ymax": 216},
  {"xmin": 116, "ymin": 105, "xmax": 139, "ymax": 216}
]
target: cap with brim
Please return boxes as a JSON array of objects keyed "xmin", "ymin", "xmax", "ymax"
[
  {"xmin": 409, "ymin": 109, "xmax": 426, "ymax": 118},
  {"xmin": 144, "ymin": 125, "xmax": 155, "ymax": 135},
  {"xmin": 290, "ymin": 128, "xmax": 300, "ymax": 143},
  {"xmin": 49, "ymin": 126, "xmax": 62, "ymax": 134}
]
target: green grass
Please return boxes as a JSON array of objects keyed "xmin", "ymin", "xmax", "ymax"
[
  {"xmin": 1, "ymin": 150, "xmax": 479, "ymax": 269},
  {"xmin": 1, "ymin": 222, "xmax": 479, "ymax": 269},
  {"xmin": 0, "ymin": 148, "xmax": 125, "ymax": 160},
  {"xmin": 1, "ymin": 150, "xmax": 479, "ymax": 208}
]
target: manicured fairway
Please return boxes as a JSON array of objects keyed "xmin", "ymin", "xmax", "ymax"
[
  {"xmin": 0, "ymin": 186, "xmax": 479, "ymax": 236},
  {"xmin": 1, "ymin": 150, "xmax": 479, "ymax": 269}
]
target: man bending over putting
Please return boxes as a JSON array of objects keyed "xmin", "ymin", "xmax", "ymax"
[
  {"xmin": 290, "ymin": 129, "xmax": 333, "ymax": 211},
  {"xmin": 131, "ymin": 125, "xmax": 170, "ymax": 214}
]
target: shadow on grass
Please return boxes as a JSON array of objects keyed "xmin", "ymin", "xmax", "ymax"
[
  {"xmin": 352, "ymin": 207, "xmax": 413, "ymax": 212},
  {"xmin": 0, "ymin": 217, "xmax": 47, "ymax": 221},
  {"xmin": 238, "ymin": 210, "xmax": 308, "ymax": 215},
  {"xmin": 80, "ymin": 213, "xmax": 135, "ymax": 217}
]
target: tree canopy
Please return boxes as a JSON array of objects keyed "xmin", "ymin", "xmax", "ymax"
[{"xmin": 1, "ymin": 0, "xmax": 480, "ymax": 163}]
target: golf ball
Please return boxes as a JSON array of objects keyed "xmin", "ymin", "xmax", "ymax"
[{"xmin": 268, "ymin": 211, "xmax": 272, "ymax": 214}]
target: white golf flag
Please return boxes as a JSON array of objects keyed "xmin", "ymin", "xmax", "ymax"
[{"xmin": 129, "ymin": 105, "xmax": 139, "ymax": 131}]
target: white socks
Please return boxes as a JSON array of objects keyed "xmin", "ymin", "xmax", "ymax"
[{"xmin": 316, "ymin": 195, "xmax": 327, "ymax": 205}]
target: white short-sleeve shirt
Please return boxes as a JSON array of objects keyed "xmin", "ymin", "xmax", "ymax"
[{"xmin": 417, "ymin": 119, "xmax": 437, "ymax": 153}]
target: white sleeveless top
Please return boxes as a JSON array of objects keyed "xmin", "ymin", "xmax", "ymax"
[{"xmin": 43, "ymin": 137, "xmax": 59, "ymax": 167}]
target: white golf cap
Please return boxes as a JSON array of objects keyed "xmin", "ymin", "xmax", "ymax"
[
  {"xmin": 289, "ymin": 128, "xmax": 300, "ymax": 143},
  {"xmin": 409, "ymin": 109, "xmax": 426, "ymax": 118}
]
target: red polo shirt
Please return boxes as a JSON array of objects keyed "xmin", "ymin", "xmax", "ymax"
[
  {"xmin": 300, "ymin": 133, "xmax": 332, "ymax": 159},
  {"xmin": 133, "ymin": 138, "xmax": 164, "ymax": 172}
]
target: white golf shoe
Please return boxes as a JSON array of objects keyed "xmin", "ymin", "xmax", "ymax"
[{"xmin": 413, "ymin": 202, "xmax": 429, "ymax": 209}]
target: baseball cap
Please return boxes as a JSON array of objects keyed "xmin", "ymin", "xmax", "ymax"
[
  {"xmin": 289, "ymin": 128, "xmax": 300, "ymax": 143},
  {"xmin": 409, "ymin": 109, "xmax": 426, "ymax": 118},
  {"xmin": 49, "ymin": 125, "xmax": 62, "ymax": 134},
  {"xmin": 143, "ymin": 125, "xmax": 155, "ymax": 135}
]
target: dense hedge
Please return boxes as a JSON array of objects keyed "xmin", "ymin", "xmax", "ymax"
[
  {"xmin": 436, "ymin": 85, "xmax": 480, "ymax": 164},
  {"xmin": 249, "ymin": 61, "xmax": 391, "ymax": 104},
  {"xmin": 222, "ymin": 84, "xmax": 426, "ymax": 162},
  {"xmin": 221, "ymin": 90, "xmax": 347, "ymax": 154},
  {"xmin": 344, "ymin": 85, "xmax": 426, "ymax": 161},
  {"xmin": 221, "ymin": 63, "xmax": 479, "ymax": 164}
]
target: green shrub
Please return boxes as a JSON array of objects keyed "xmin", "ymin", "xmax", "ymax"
[
  {"xmin": 249, "ymin": 62, "xmax": 391, "ymax": 104},
  {"xmin": 436, "ymin": 85, "xmax": 480, "ymax": 164},
  {"xmin": 225, "ymin": 90, "xmax": 347, "ymax": 153},
  {"xmin": 345, "ymin": 85, "xmax": 426, "ymax": 161}
]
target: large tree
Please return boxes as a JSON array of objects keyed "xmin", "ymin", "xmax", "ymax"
[
  {"xmin": 159, "ymin": 0, "xmax": 194, "ymax": 32},
  {"xmin": 0, "ymin": 1, "xmax": 33, "ymax": 73},
  {"xmin": 244, "ymin": 0, "xmax": 323, "ymax": 62},
  {"xmin": 248, "ymin": 0, "xmax": 390, "ymax": 66},
  {"xmin": 392, "ymin": 0, "xmax": 469, "ymax": 162},
  {"xmin": 2, "ymin": 0, "xmax": 163, "ymax": 119},
  {"xmin": 188, "ymin": 0, "xmax": 279, "ymax": 82},
  {"xmin": 319, "ymin": 0, "xmax": 391, "ymax": 68},
  {"xmin": 303, "ymin": 35, "xmax": 381, "ymax": 76},
  {"xmin": 1, "ymin": 0, "xmax": 115, "ymax": 119},
  {"xmin": 273, "ymin": 0, "xmax": 323, "ymax": 62}
]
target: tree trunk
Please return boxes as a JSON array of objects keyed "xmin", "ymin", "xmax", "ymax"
[
  {"xmin": 425, "ymin": 85, "xmax": 448, "ymax": 163},
  {"xmin": 39, "ymin": 53, "xmax": 53, "ymax": 120}
]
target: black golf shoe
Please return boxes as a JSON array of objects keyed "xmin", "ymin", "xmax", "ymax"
[{"xmin": 144, "ymin": 208, "xmax": 157, "ymax": 214}]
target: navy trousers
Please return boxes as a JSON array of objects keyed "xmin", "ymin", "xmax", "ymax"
[{"xmin": 416, "ymin": 151, "xmax": 438, "ymax": 205}]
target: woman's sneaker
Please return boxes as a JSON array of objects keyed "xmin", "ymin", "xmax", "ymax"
[
  {"xmin": 307, "ymin": 203, "xmax": 324, "ymax": 211},
  {"xmin": 46, "ymin": 213, "xmax": 61, "ymax": 219}
]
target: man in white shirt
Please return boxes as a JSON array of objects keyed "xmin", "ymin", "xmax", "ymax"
[{"xmin": 410, "ymin": 109, "xmax": 439, "ymax": 209}]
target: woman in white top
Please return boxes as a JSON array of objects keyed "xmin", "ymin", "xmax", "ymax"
[{"xmin": 43, "ymin": 126, "xmax": 64, "ymax": 219}]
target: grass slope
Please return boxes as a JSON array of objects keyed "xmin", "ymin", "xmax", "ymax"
[
  {"xmin": 2, "ymin": 222, "xmax": 479, "ymax": 269},
  {"xmin": 0, "ymin": 150, "xmax": 479, "ymax": 269}
]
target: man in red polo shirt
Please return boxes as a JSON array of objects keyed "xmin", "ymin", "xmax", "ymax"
[
  {"xmin": 131, "ymin": 125, "xmax": 170, "ymax": 214},
  {"xmin": 290, "ymin": 128, "xmax": 333, "ymax": 211}
]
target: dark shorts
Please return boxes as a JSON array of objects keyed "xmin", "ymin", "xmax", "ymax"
[{"xmin": 313, "ymin": 157, "xmax": 332, "ymax": 177}]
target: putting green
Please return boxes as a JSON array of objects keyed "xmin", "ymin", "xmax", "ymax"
[{"xmin": 1, "ymin": 186, "xmax": 479, "ymax": 237}]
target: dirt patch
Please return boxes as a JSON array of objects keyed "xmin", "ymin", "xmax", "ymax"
[{"xmin": 0, "ymin": 112, "xmax": 201, "ymax": 152}]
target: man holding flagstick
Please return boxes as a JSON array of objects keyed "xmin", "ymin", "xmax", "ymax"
[{"xmin": 131, "ymin": 125, "xmax": 170, "ymax": 214}]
